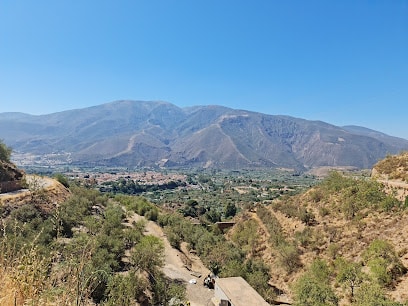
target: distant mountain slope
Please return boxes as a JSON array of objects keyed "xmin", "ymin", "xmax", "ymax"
[
  {"xmin": 342, "ymin": 125, "xmax": 408, "ymax": 151},
  {"xmin": 1, "ymin": 100, "xmax": 408, "ymax": 170}
]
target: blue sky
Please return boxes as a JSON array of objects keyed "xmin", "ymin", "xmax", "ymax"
[{"xmin": 1, "ymin": 1, "xmax": 407, "ymax": 138}]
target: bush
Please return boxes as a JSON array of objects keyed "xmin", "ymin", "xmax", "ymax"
[
  {"xmin": 293, "ymin": 259, "xmax": 338, "ymax": 306},
  {"xmin": 103, "ymin": 271, "xmax": 147, "ymax": 305},
  {"xmin": 145, "ymin": 208, "xmax": 158, "ymax": 221},
  {"xmin": 299, "ymin": 207, "xmax": 315, "ymax": 225},
  {"xmin": 353, "ymin": 282, "xmax": 403, "ymax": 306},
  {"xmin": 277, "ymin": 242, "xmax": 302, "ymax": 273},
  {"xmin": 335, "ymin": 257, "xmax": 363, "ymax": 300},
  {"xmin": 295, "ymin": 228, "xmax": 314, "ymax": 248},
  {"xmin": 273, "ymin": 201, "xmax": 315, "ymax": 225},
  {"xmin": 54, "ymin": 173, "xmax": 70, "ymax": 188},
  {"xmin": 363, "ymin": 239, "xmax": 407, "ymax": 287},
  {"xmin": 257, "ymin": 205, "xmax": 285, "ymax": 246},
  {"xmin": 0, "ymin": 140, "xmax": 12, "ymax": 162},
  {"xmin": 231, "ymin": 219, "xmax": 259, "ymax": 255}
]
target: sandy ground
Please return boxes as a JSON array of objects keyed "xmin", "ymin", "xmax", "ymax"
[{"xmin": 130, "ymin": 214, "xmax": 214, "ymax": 306}]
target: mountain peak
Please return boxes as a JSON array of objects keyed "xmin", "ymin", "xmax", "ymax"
[{"xmin": 2, "ymin": 101, "xmax": 408, "ymax": 170}]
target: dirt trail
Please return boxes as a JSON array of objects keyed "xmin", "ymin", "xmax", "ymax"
[
  {"xmin": 378, "ymin": 179, "xmax": 408, "ymax": 201},
  {"xmin": 130, "ymin": 214, "xmax": 214, "ymax": 306}
]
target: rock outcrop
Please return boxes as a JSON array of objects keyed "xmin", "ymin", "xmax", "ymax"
[{"xmin": 0, "ymin": 161, "xmax": 25, "ymax": 193}]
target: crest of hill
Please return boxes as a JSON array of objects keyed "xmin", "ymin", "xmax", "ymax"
[
  {"xmin": 372, "ymin": 151, "xmax": 408, "ymax": 182},
  {"xmin": 1, "ymin": 100, "xmax": 408, "ymax": 170},
  {"xmin": 0, "ymin": 175, "xmax": 70, "ymax": 215},
  {"xmin": 372, "ymin": 152, "xmax": 408, "ymax": 201}
]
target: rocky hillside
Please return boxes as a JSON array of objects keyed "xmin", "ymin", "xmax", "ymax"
[
  {"xmin": 1, "ymin": 100, "xmax": 408, "ymax": 170},
  {"xmin": 371, "ymin": 151, "xmax": 408, "ymax": 202},
  {"xmin": 372, "ymin": 151, "xmax": 408, "ymax": 182},
  {"xmin": 0, "ymin": 140, "xmax": 25, "ymax": 193},
  {"xmin": 226, "ymin": 154, "xmax": 408, "ymax": 305},
  {"xmin": 0, "ymin": 161, "xmax": 24, "ymax": 183},
  {"xmin": 0, "ymin": 176, "xmax": 70, "ymax": 216}
]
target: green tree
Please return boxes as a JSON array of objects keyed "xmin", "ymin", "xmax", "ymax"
[
  {"xmin": 335, "ymin": 257, "xmax": 364, "ymax": 301},
  {"xmin": 224, "ymin": 202, "xmax": 237, "ymax": 218},
  {"xmin": 0, "ymin": 139, "xmax": 12, "ymax": 162},
  {"xmin": 151, "ymin": 271, "xmax": 186, "ymax": 305},
  {"xmin": 131, "ymin": 235, "xmax": 164, "ymax": 275},
  {"xmin": 293, "ymin": 259, "xmax": 338, "ymax": 306},
  {"xmin": 54, "ymin": 173, "xmax": 70, "ymax": 188},
  {"xmin": 245, "ymin": 261, "xmax": 276, "ymax": 303},
  {"xmin": 362, "ymin": 239, "xmax": 406, "ymax": 287},
  {"xmin": 293, "ymin": 276, "xmax": 338, "ymax": 306},
  {"xmin": 353, "ymin": 282, "xmax": 403, "ymax": 306},
  {"xmin": 203, "ymin": 208, "xmax": 221, "ymax": 223},
  {"xmin": 103, "ymin": 272, "xmax": 147, "ymax": 306},
  {"xmin": 231, "ymin": 219, "xmax": 259, "ymax": 255}
]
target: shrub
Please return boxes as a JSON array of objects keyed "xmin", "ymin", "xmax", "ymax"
[
  {"xmin": 328, "ymin": 243, "xmax": 341, "ymax": 260},
  {"xmin": 299, "ymin": 207, "xmax": 315, "ymax": 225},
  {"xmin": 103, "ymin": 271, "xmax": 147, "ymax": 305},
  {"xmin": 295, "ymin": 228, "xmax": 314, "ymax": 248},
  {"xmin": 131, "ymin": 235, "xmax": 164, "ymax": 275},
  {"xmin": 277, "ymin": 242, "xmax": 301, "ymax": 273},
  {"xmin": 362, "ymin": 239, "xmax": 407, "ymax": 287},
  {"xmin": 231, "ymin": 219, "xmax": 259, "ymax": 255},
  {"xmin": 0, "ymin": 140, "xmax": 12, "ymax": 162},
  {"xmin": 257, "ymin": 205, "xmax": 285, "ymax": 246},
  {"xmin": 335, "ymin": 257, "xmax": 364, "ymax": 300},
  {"xmin": 292, "ymin": 260, "xmax": 338, "ymax": 306},
  {"xmin": 319, "ymin": 206, "xmax": 330, "ymax": 217},
  {"xmin": 54, "ymin": 173, "xmax": 70, "ymax": 188},
  {"xmin": 353, "ymin": 282, "xmax": 403, "ymax": 306},
  {"xmin": 309, "ymin": 188, "xmax": 325, "ymax": 203}
]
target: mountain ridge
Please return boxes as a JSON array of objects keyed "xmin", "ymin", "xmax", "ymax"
[{"xmin": 1, "ymin": 100, "xmax": 408, "ymax": 170}]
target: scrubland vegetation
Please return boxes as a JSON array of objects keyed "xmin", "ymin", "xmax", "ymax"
[
  {"xmin": 373, "ymin": 152, "xmax": 408, "ymax": 182},
  {"xmin": 2, "ymin": 149, "xmax": 408, "ymax": 305},
  {"xmin": 270, "ymin": 171, "xmax": 408, "ymax": 305},
  {"xmin": 0, "ymin": 187, "xmax": 185, "ymax": 305}
]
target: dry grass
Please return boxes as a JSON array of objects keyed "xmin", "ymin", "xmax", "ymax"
[
  {"xmin": 373, "ymin": 151, "xmax": 408, "ymax": 182},
  {"xmin": 0, "ymin": 178, "xmax": 86, "ymax": 306},
  {"xmin": 226, "ymin": 165, "xmax": 408, "ymax": 304}
]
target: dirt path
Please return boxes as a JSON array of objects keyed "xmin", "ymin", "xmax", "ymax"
[
  {"xmin": 378, "ymin": 179, "xmax": 408, "ymax": 201},
  {"xmin": 130, "ymin": 213, "xmax": 214, "ymax": 306}
]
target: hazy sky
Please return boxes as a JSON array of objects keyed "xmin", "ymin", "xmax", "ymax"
[{"xmin": 1, "ymin": 1, "xmax": 407, "ymax": 138}]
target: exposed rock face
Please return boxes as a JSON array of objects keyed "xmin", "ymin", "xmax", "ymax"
[{"xmin": 0, "ymin": 161, "xmax": 25, "ymax": 193}]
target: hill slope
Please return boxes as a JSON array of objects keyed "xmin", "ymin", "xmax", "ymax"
[
  {"xmin": 227, "ymin": 164, "xmax": 408, "ymax": 304},
  {"xmin": 2, "ymin": 100, "xmax": 408, "ymax": 170}
]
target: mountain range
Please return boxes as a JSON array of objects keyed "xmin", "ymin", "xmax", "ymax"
[{"xmin": 1, "ymin": 100, "xmax": 407, "ymax": 171}]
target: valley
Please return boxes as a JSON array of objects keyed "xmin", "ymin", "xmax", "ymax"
[{"xmin": 2, "ymin": 136, "xmax": 408, "ymax": 305}]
